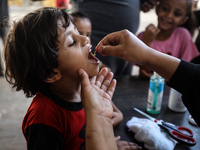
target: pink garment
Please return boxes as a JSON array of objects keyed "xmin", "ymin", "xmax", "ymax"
[{"xmin": 137, "ymin": 27, "xmax": 199, "ymax": 62}]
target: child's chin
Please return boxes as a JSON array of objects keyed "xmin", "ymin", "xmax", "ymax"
[{"xmin": 88, "ymin": 68, "xmax": 99, "ymax": 77}]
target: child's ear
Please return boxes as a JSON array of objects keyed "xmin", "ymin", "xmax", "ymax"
[
  {"xmin": 179, "ymin": 16, "xmax": 189, "ymax": 25},
  {"xmin": 44, "ymin": 69, "xmax": 61, "ymax": 83}
]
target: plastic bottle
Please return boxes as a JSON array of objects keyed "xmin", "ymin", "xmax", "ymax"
[
  {"xmin": 147, "ymin": 72, "xmax": 165, "ymax": 114},
  {"xmin": 168, "ymin": 88, "xmax": 187, "ymax": 112}
]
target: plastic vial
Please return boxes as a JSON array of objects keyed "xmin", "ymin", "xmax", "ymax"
[
  {"xmin": 168, "ymin": 88, "xmax": 187, "ymax": 112},
  {"xmin": 146, "ymin": 72, "xmax": 165, "ymax": 114}
]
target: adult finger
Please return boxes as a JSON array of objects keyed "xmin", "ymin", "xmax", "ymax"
[
  {"xmin": 106, "ymin": 79, "xmax": 117, "ymax": 98},
  {"xmin": 95, "ymin": 67, "xmax": 109, "ymax": 87},
  {"xmin": 100, "ymin": 71, "xmax": 114, "ymax": 92},
  {"xmin": 78, "ymin": 68, "xmax": 90, "ymax": 89}
]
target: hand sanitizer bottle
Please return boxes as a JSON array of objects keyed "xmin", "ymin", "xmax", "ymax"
[{"xmin": 147, "ymin": 72, "xmax": 165, "ymax": 114}]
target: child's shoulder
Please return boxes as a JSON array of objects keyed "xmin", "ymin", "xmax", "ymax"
[
  {"xmin": 174, "ymin": 27, "xmax": 191, "ymax": 36},
  {"xmin": 24, "ymin": 92, "xmax": 61, "ymax": 125},
  {"xmin": 172, "ymin": 27, "xmax": 192, "ymax": 41},
  {"xmin": 31, "ymin": 92, "xmax": 56, "ymax": 112},
  {"xmin": 22, "ymin": 92, "xmax": 65, "ymax": 134}
]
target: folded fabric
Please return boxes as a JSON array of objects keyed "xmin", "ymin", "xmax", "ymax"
[{"xmin": 126, "ymin": 117, "xmax": 177, "ymax": 150}]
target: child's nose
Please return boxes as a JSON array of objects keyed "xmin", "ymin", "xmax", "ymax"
[
  {"xmin": 81, "ymin": 35, "xmax": 90, "ymax": 46},
  {"xmin": 166, "ymin": 11, "xmax": 173, "ymax": 18}
]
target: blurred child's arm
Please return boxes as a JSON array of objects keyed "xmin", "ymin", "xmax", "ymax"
[
  {"xmin": 138, "ymin": 65, "xmax": 154, "ymax": 79},
  {"xmin": 116, "ymin": 139, "xmax": 142, "ymax": 150},
  {"xmin": 138, "ymin": 24, "xmax": 160, "ymax": 78},
  {"xmin": 143, "ymin": 24, "xmax": 160, "ymax": 47},
  {"xmin": 112, "ymin": 102, "xmax": 123, "ymax": 127}
]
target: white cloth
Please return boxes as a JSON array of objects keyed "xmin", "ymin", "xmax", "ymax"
[{"xmin": 126, "ymin": 117, "xmax": 177, "ymax": 150}]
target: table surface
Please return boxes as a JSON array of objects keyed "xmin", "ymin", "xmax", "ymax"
[{"xmin": 113, "ymin": 76, "xmax": 200, "ymax": 150}]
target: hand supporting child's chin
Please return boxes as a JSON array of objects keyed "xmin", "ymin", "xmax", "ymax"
[{"xmin": 78, "ymin": 67, "xmax": 116, "ymax": 119}]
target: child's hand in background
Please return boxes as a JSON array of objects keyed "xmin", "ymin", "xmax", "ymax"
[
  {"xmin": 115, "ymin": 136, "xmax": 142, "ymax": 150},
  {"xmin": 143, "ymin": 24, "xmax": 160, "ymax": 46}
]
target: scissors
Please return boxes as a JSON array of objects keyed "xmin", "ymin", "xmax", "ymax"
[{"xmin": 134, "ymin": 108, "xmax": 196, "ymax": 146}]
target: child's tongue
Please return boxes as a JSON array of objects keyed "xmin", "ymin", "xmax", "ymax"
[{"xmin": 88, "ymin": 52, "xmax": 100, "ymax": 63}]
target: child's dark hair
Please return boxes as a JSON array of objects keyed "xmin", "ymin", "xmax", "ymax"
[
  {"xmin": 4, "ymin": 7, "xmax": 71, "ymax": 97},
  {"xmin": 179, "ymin": 0, "xmax": 197, "ymax": 36},
  {"xmin": 70, "ymin": 11, "xmax": 91, "ymax": 23}
]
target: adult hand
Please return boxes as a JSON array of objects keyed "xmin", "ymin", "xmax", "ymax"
[
  {"xmin": 78, "ymin": 67, "xmax": 116, "ymax": 118},
  {"xmin": 96, "ymin": 30, "xmax": 149, "ymax": 64},
  {"xmin": 95, "ymin": 29, "xmax": 180, "ymax": 82},
  {"xmin": 78, "ymin": 67, "xmax": 118, "ymax": 150}
]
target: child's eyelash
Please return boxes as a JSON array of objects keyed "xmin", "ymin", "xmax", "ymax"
[{"xmin": 69, "ymin": 41, "xmax": 76, "ymax": 47}]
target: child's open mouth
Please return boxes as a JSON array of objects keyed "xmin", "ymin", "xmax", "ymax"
[{"xmin": 88, "ymin": 51, "xmax": 100, "ymax": 64}]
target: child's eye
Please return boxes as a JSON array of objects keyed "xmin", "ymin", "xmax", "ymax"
[
  {"xmin": 69, "ymin": 40, "xmax": 76, "ymax": 47},
  {"xmin": 75, "ymin": 28, "xmax": 80, "ymax": 35},
  {"xmin": 174, "ymin": 12, "xmax": 182, "ymax": 17},
  {"xmin": 86, "ymin": 34, "xmax": 91, "ymax": 39},
  {"xmin": 161, "ymin": 6, "xmax": 168, "ymax": 12}
]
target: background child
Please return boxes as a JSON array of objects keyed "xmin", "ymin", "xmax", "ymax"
[
  {"xmin": 71, "ymin": 12, "xmax": 92, "ymax": 43},
  {"xmin": 137, "ymin": 0, "xmax": 200, "ymax": 78},
  {"xmin": 4, "ymin": 7, "xmax": 140, "ymax": 149},
  {"xmin": 71, "ymin": 11, "xmax": 122, "ymax": 127}
]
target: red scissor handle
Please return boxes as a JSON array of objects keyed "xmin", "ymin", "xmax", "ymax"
[
  {"xmin": 162, "ymin": 122, "xmax": 193, "ymax": 137},
  {"xmin": 159, "ymin": 124, "xmax": 196, "ymax": 146},
  {"xmin": 171, "ymin": 130, "xmax": 196, "ymax": 146},
  {"xmin": 177, "ymin": 126, "xmax": 193, "ymax": 137}
]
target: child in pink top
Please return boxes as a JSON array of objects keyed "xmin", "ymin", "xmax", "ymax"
[{"xmin": 137, "ymin": 0, "xmax": 199, "ymax": 78}]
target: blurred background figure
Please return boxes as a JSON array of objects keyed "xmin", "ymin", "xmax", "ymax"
[
  {"xmin": 0, "ymin": 0, "xmax": 9, "ymax": 76},
  {"xmin": 56, "ymin": 0, "xmax": 70, "ymax": 9},
  {"xmin": 193, "ymin": 0, "xmax": 199, "ymax": 10},
  {"xmin": 70, "ymin": 0, "xmax": 157, "ymax": 76},
  {"xmin": 193, "ymin": 0, "xmax": 200, "ymax": 52}
]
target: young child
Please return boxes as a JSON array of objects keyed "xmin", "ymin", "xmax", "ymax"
[
  {"xmin": 4, "ymin": 7, "xmax": 140, "ymax": 150},
  {"xmin": 71, "ymin": 12, "xmax": 92, "ymax": 43},
  {"xmin": 71, "ymin": 11, "xmax": 122, "ymax": 127},
  {"xmin": 137, "ymin": 0, "xmax": 200, "ymax": 78}
]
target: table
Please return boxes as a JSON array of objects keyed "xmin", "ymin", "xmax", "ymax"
[{"xmin": 113, "ymin": 76, "xmax": 200, "ymax": 150}]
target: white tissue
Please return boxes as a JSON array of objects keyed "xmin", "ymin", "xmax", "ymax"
[{"xmin": 126, "ymin": 117, "xmax": 177, "ymax": 150}]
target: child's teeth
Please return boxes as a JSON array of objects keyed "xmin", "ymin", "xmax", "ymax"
[{"xmin": 89, "ymin": 59, "xmax": 96, "ymax": 63}]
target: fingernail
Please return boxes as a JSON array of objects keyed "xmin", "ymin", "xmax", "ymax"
[{"xmin": 78, "ymin": 69, "xmax": 83, "ymax": 76}]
